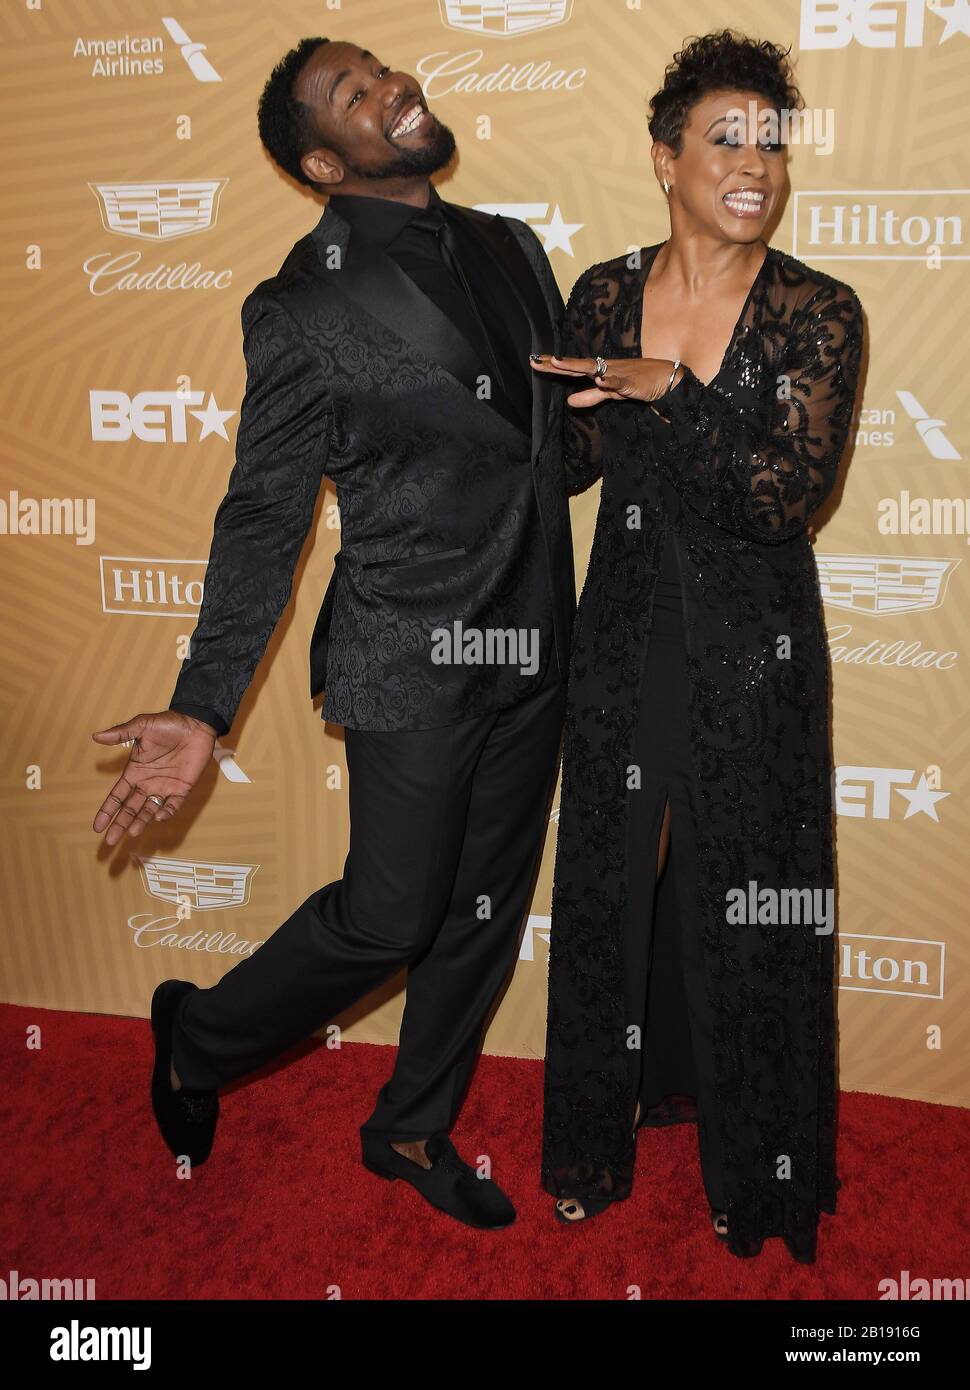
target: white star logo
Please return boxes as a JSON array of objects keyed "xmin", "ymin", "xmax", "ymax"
[
  {"xmin": 930, "ymin": 0, "xmax": 970, "ymax": 41},
  {"xmin": 533, "ymin": 204, "xmax": 584, "ymax": 256},
  {"xmin": 190, "ymin": 393, "xmax": 236, "ymax": 440},
  {"xmin": 896, "ymin": 773, "xmax": 950, "ymax": 821}
]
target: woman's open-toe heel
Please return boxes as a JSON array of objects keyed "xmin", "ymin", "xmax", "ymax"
[
  {"xmin": 711, "ymin": 1208, "xmax": 729, "ymax": 1240},
  {"xmin": 554, "ymin": 1101, "xmax": 642, "ymax": 1225},
  {"xmin": 554, "ymin": 1194, "xmax": 614, "ymax": 1225}
]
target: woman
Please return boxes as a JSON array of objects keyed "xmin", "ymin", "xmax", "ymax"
[{"xmin": 531, "ymin": 30, "xmax": 864, "ymax": 1262}]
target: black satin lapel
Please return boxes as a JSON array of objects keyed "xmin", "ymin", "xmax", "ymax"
[
  {"xmin": 454, "ymin": 210, "xmax": 555, "ymax": 450},
  {"xmin": 335, "ymin": 235, "xmax": 485, "ymax": 396}
]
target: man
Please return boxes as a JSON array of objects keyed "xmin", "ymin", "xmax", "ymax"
[{"xmin": 91, "ymin": 37, "xmax": 575, "ymax": 1230}]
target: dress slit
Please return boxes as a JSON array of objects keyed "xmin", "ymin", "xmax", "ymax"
[{"xmin": 622, "ymin": 531, "xmax": 728, "ymax": 1212}]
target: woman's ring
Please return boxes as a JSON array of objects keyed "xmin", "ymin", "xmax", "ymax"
[
  {"xmin": 146, "ymin": 794, "xmax": 166, "ymax": 808},
  {"xmin": 595, "ymin": 356, "xmax": 609, "ymax": 378}
]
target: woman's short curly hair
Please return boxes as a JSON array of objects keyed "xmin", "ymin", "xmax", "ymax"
[
  {"xmin": 648, "ymin": 30, "xmax": 803, "ymax": 154},
  {"xmin": 257, "ymin": 37, "xmax": 330, "ymax": 187}
]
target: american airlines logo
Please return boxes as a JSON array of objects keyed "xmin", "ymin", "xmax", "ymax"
[
  {"xmin": 161, "ymin": 17, "xmax": 222, "ymax": 80},
  {"xmin": 817, "ymin": 554, "xmax": 959, "ymax": 615},
  {"xmin": 800, "ymin": 0, "xmax": 970, "ymax": 49},
  {"xmin": 89, "ymin": 181, "xmax": 226, "ymax": 242},
  {"xmin": 792, "ymin": 189, "xmax": 970, "ymax": 260},
  {"xmin": 855, "ymin": 391, "xmax": 961, "ymax": 457},
  {"xmin": 896, "ymin": 391, "xmax": 961, "ymax": 459},
  {"xmin": 73, "ymin": 17, "xmax": 221, "ymax": 81},
  {"xmin": 90, "ymin": 389, "xmax": 235, "ymax": 442},
  {"xmin": 439, "ymin": 0, "xmax": 574, "ymax": 36},
  {"xmin": 475, "ymin": 202, "xmax": 582, "ymax": 254}
]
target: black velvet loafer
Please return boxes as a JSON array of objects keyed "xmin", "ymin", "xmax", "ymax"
[
  {"xmin": 150, "ymin": 980, "xmax": 218, "ymax": 1166},
  {"xmin": 361, "ymin": 1132, "xmax": 516, "ymax": 1230}
]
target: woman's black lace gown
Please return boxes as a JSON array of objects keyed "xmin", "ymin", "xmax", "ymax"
[{"xmin": 541, "ymin": 241, "xmax": 864, "ymax": 1262}]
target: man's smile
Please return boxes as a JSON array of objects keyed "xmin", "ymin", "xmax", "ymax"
[{"xmin": 388, "ymin": 99, "xmax": 430, "ymax": 140}]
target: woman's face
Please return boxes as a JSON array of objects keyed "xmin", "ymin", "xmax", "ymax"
[{"xmin": 656, "ymin": 87, "xmax": 788, "ymax": 243}]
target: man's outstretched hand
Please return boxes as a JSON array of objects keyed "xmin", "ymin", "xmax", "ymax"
[{"xmin": 91, "ymin": 712, "xmax": 217, "ymax": 846}]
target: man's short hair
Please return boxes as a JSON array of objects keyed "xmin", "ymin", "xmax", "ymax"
[{"xmin": 257, "ymin": 37, "xmax": 330, "ymax": 187}]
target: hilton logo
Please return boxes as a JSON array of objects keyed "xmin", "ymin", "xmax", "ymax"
[
  {"xmin": 99, "ymin": 556, "xmax": 206, "ymax": 617},
  {"xmin": 839, "ymin": 933, "xmax": 944, "ymax": 999},
  {"xmin": 792, "ymin": 189, "xmax": 969, "ymax": 260},
  {"xmin": 439, "ymin": 0, "xmax": 573, "ymax": 36}
]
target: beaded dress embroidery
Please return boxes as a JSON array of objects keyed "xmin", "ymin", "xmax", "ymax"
[{"xmin": 540, "ymin": 242, "xmax": 864, "ymax": 1263}]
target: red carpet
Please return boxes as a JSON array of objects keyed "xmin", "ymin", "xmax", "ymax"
[{"xmin": 2, "ymin": 1001, "xmax": 966, "ymax": 1301}]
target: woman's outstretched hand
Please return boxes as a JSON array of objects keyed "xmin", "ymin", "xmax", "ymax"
[
  {"xmin": 530, "ymin": 354, "xmax": 683, "ymax": 408},
  {"xmin": 533, "ymin": 353, "xmax": 819, "ymax": 541}
]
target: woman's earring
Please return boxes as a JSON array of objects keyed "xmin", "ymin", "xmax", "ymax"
[{"xmin": 663, "ymin": 177, "xmax": 670, "ymax": 196}]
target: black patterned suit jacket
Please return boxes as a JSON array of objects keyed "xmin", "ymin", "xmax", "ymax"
[{"xmin": 167, "ymin": 197, "xmax": 576, "ymax": 735}]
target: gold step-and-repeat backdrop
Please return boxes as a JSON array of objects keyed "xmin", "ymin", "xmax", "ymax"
[{"xmin": 2, "ymin": 1, "xmax": 967, "ymax": 1108}]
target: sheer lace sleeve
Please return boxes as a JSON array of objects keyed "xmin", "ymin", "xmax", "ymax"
[
  {"xmin": 562, "ymin": 265, "xmax": 606, "ymax": 497},
  {"xmin": 653, "ymin": 281, "xmax": 863, "ymax": 542}
]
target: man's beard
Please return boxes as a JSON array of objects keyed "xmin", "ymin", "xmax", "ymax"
[{"xmin": 337, "ymin": 117, "xmax": 457, "ymax": 181}]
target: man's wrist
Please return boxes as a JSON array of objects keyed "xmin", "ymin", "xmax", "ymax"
[
  {"xmin": 185, "ymin": 715, "xmax": 220, "ymax": 736},
  {"xmin": 168, "ymin": 702, "xmax": 227, "ymax": 736}
]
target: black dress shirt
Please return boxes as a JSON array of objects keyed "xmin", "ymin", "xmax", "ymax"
[
  {"xmin": 170, "ymin": 184, "xmax": 535, "ymax": 737},
  {"xmin": 329, "ymin": 183, "xmax": 534, "ymax": 431}
]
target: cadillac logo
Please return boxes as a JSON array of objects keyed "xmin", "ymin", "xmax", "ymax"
[
  {"xmin": 89, "ymin": 180, "xmax": 227, "ymax": 241},
  {"xmin": 137, "ymin": 856, "xmax": 258, "ymax": 911},
  {"xmin": 817, "ymin": 554, "xmax": 959, "ymax": 616},
  {"xmin": 438, "ymin": 0, "xmax": 573, "ymax": 38}
]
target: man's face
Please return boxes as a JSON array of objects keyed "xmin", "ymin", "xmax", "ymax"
[{"xmin": 296, "ymin": 41, "xmax": 456, "ymax": 185}]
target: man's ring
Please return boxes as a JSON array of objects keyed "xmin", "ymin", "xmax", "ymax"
[
  {"xmin": 146, "ymin": 794, "xmax": 165, "ymax": 808},
  {"xmin": 595, "ymin": 356, "xmax": 608, "ymax": 378}
]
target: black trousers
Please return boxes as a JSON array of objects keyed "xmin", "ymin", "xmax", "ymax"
[{"xmin": 171, "ymin": 656, "xmax": 566, "ymax": 1144}]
